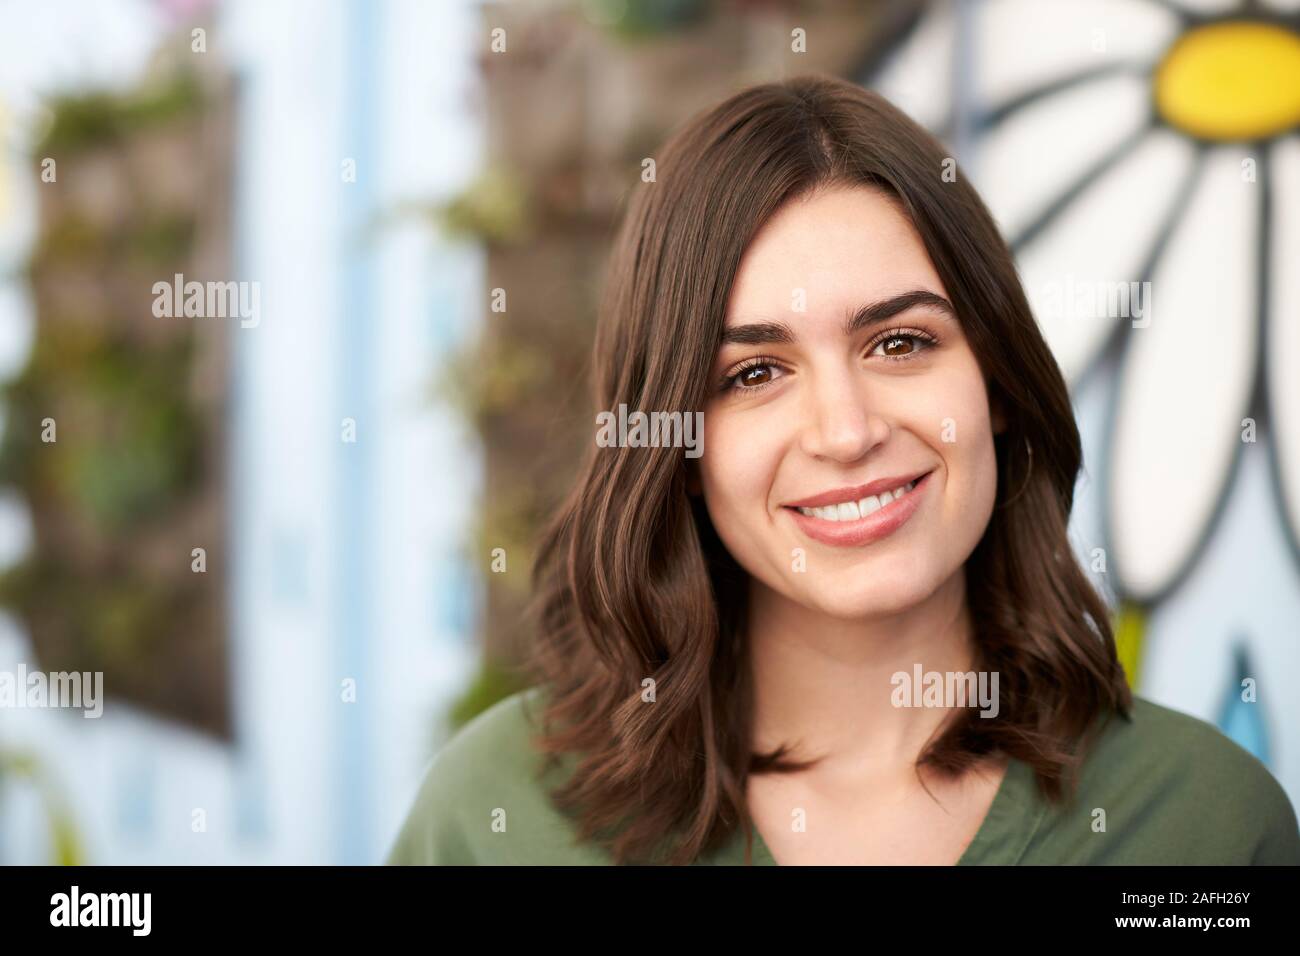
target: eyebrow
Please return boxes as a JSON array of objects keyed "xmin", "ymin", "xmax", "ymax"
[{"xmin": 720, "ymin": 289, "xmax": 957, "ymax": 346}]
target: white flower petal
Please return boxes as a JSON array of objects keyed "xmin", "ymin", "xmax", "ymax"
[
  {"xmin": 1109, "ymin": 148, "xmax": 1260, "ymax": 600},
  {"xmin": 979, "ymin": 0, "xmax": 1178, "ymax": 105},
  {"xmin": 1261, "ymin": 0, "xmax": 1300, "ymax": 12},
  {"xmin": 1018, "ymin": 129, "xmax": 1198, "ymax": 386},
  {"xmin": 868, "ymin": 2, "xmax": 955, "ymax": 132},
  {"xmin": 1268, "ymin": 135, "xmax": 1300, "ymax": 553},
  {"xmin": 975, "ymin": 71, "xmax": 1151, "ymax": 241}
]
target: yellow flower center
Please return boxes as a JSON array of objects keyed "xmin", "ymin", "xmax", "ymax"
[{"xmin": 1155, "ymin": 21, "xmax": 1300, "ymax": 140}]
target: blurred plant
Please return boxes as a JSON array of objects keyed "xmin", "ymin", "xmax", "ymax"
[
  {"xmin": 433, "ymin": 331, "xmax": 550, "ymax": 430},
  {"xmin": 0, "ymin": 328, "xmax": 201, "ymax": 535},
  {"xmin": 36, "ymin": 71, "xmax": 203, "ymax": 154},
  {"xmin": 419, "ymin": 317, "xmax": 573, "ymax": 731},
  {"xmin": 581, "ymin": 0, "xmax": 712, "ymax": 39},
  {"xmin": 434, "ymin": 165, "xmax": 532, "ymax": 246},
  {"xmin": 0, "ymin": 67, "xmax": 231, "ymax": 737},
  {"xmin": 475, "ymin": 487, "xmax": 542, "ymax": 603},
  {"xmin": 0, "ymin": 749, "xmax": 83, "ymax": 864}
]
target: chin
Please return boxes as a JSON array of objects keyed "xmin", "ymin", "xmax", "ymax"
[{"xmin": 797, "ymin": 562, "xmax": 939, "ymax": 620}]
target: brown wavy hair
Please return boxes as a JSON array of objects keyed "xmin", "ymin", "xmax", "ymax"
[{"xmin": 521, "ymin": 73, "xmax": 1132, "ymax": 865}]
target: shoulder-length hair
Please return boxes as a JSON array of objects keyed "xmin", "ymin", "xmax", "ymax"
[{"xmin": 522, "ymin": 73, "xmax": 1132, "ymax": 865}]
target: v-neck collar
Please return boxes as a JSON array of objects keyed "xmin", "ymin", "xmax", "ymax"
[
  {"xmin": 719, "ymin": 755, "xmax": 1045, "ymax": 866},
  {"xmin": 953, "ymin": 756, "xmax": 1046, "ymax": 864}
]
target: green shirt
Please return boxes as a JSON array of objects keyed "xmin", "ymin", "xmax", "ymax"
[{"xmin": 386, "ymin": 685, "xmax": 1300, "ymax": 865}]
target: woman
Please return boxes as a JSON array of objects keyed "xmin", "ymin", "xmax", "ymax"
[{"xmin": 388, "ymin": 74, "xmax": 1300, "ymax": 866}]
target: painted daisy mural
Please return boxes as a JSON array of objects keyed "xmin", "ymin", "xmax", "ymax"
[{"xmin": 862, "ymin": 0, "xmax": 1300, "ymax": 769}]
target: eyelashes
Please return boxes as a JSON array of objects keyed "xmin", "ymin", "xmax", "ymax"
[
  {"xmin": 717, "ymin": 327, "xmax": 940, "ymax": 395},
  {"xmin": 719, "ymin": 356, "xmax": 785, "ymax": 393},
  {"xmin": 870, "ymin": 327, "xmax": 940, "ymax": 361}
]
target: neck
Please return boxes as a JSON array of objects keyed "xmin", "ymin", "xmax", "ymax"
[{"xmin": 747, "ymin": 568, "xmax": 977, "ymax": 780}]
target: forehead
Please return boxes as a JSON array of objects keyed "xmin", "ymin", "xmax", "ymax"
[{"xmin": 726, "ymin": 185, "xmax": 945, "ymax": 321}]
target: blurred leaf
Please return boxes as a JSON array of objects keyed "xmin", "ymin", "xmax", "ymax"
[
  {"xmin": 435, "ymin": 166, "xmax": 532, "ymax": 245},
  {"xmin": 37, "ymin": 71, "xmax": 204, "ymax": 154},
  {"xmin": 432, "ymin": 333, "xmax": 550, "ymax": 428}
]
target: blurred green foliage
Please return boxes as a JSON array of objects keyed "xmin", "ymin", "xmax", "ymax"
[
  {"xmin": 434, "ymin": 332, "xmax": 550, "ymax": 430},
  {"xmin": 589, "ymin": 0, "xmax": 711, "ymax": 39},
  {"xmin": 0, "ymin": 329, "xmax": 200, "ymax": 535},
  {"xmin": 434, "ymin": 165, "xmax": 532, "ymax": 246},
  {"xmin": 37, "ymin": 72, "xmax": 203, "ymax": 154},
  {"xmin": 0, "ymin": 69, "xmax": 228, "ymax": 737}
]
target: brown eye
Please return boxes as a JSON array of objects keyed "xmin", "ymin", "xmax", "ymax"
[
  {"xmin": 720, "ymin": 357, "xmax": 787, "ymax": 394},
  {"xmin": 869, "ymin": 329, "xmax": 935, "ymax": 361},
  {"xmin": 881, "ymin": 336, "xmax": 914, "ymax": 356}
]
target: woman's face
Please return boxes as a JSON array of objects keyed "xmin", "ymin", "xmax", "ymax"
[{"xmin": 696, "ymin": 184, "xmax": 1005, "ymax": 620}]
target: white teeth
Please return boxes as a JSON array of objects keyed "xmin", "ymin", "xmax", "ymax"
[{"xmin": 797, "ymin": 477, "xmax": 920, "ymax": 521}]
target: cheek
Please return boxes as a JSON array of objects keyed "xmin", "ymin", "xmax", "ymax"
[
  {"xmin": 929, "ymin": 369, "xmax": 1000, "ymax": 539},
  {"xmin": 698, "ymin": 410, "xmax": 782, "ymax": 546}
]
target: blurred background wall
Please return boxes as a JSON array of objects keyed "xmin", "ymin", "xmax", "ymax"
[
  {"xmin": 0, "ymin": 0, "xmax": 1297, "ymax": 864},
  {"xmin": 0, "ymin": 0, "xmax": 485, "ymax": 864}
]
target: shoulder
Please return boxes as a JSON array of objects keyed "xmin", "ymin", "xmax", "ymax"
[
  {"xmin": 1089, "ymin": 697, "xmax": 1292, "ymax": 817},
  {"xmin": 431, "ymin": 685, "xmax": 549, "ymax": 780},
  {"xmin": 1024, "ymin": 695, "xmax": 1300, "ymax": 864},
  {"xmin": 385, "ymin": 686, "xmax": 604, "ymax": 865}
]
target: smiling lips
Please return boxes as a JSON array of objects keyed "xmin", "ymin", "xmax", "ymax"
[{"xmin": 783, "ymin": 470, "xmax": 933, "ymax": 547}]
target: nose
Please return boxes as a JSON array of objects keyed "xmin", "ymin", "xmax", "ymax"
[{"xmin": 797, "ymin": 365, "xmax": 890, "ymax": 463}]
